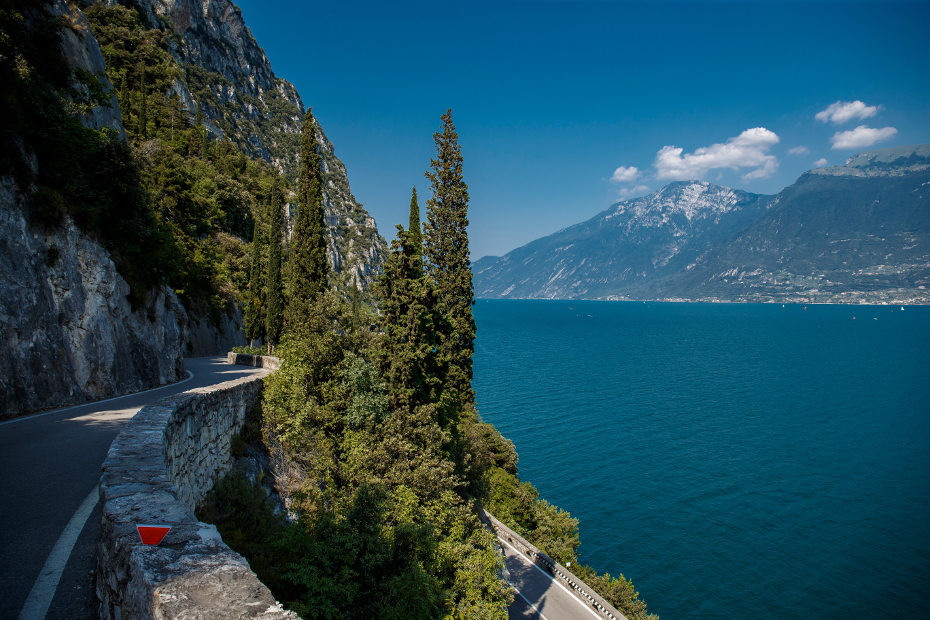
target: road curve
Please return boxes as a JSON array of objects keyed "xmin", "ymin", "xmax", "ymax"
[
  {"xmin": 0, "ymin": 357, "xmax": 267, "ymax": 620},
  {"xmin": 503, "ymin": 537, "xmax": 608, "ymax": 620}
]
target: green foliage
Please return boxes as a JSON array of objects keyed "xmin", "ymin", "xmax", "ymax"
[
  {"xmin": 84, "ymin": 3, "xmax": 283, "ymax": 316},
  {"xmin": 408, "ymin": 186, "xmax": 423, "ymax": 277},
  {"xmin": 286, "ymin": 108, "xmax": 329, "ymax": 330},
  {"xmin": 196, "ymin": 104, "xmax": 651, "ymax": 618},
  {"xmin": 255, "ymin": 288, "xmax": 511, "ymax": 617},
  {"xmin": 244, "ymin": 214, "xmax": 266, "ymax": 344},
  {"xmin": 338, "ymin": 352, "xmax": 389, "ymax": 428},
  {"xmin": 424, "ymin": 109, "xmax": 476, "ymax": 404},
  {"xmin": 570, "ymin": 564, "xmax": 659, "ymax": 620},
  {"xmin": 231, "ymin": 345, "xmax": 265, "ymax": 356},
  {"xmin": 197, "ymin": 471, "xmax": 300, "ymax": 600},
  {"xmin": 376, "ymin": 225, "xmax": 444, "ymax": 415}
]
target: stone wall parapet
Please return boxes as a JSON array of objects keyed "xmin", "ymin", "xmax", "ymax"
[
  {"xmin": 97, "ymin": 370, "xmax": 297, "ymax": 619},
  {"xmin": 226, "ymin": 351, "xmax": 281, "ymax": 371}
]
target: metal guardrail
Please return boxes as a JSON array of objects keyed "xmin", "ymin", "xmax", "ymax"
[{"xmin": 479, "ymin": 507, "xmax": 629, "ymax": 620}]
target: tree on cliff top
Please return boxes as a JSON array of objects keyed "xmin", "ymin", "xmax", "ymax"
[
  {"xmin": 286, "ymin": 107, "xmax": 329, "ymax": 331},
  {"xmin": 423, "ymin": 109, "xmax": 476, "ymax": 404}
]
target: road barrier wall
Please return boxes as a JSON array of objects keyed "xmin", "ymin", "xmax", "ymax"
[
  {"xmin": 96, "ymin": 363, "xmax": 297, "ymax": 619},
  {"xmin": 480, "ymin": 508, "xmax": 629, "ymax": 620},
  {"xmin": 227, "ymin": 351, "xmax": 281, "ymax": 371}
]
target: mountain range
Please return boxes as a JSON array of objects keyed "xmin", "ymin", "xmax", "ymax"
[{"xmin": 473, "ymin": 143, "xmax": 930, "ymax": 304}]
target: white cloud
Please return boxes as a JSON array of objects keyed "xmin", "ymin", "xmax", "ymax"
[
  {"xmin": 654, "ymin": 127, "xmax": 780, "ymax": 181},
  {"xmin": 813, "ymin": 158, "xmax": 828, "ymax": 167},
  {"xmin": 610, "ymin": 165, "xmax": 640, "ymax": 183},
  {"xmin": 618, "ymin": 184, "xmax": 650, "ymax": 198},
  {"xmin": 830, "ymin": 125, "xmax": 898, "ymax": 150},
  {"xmin": 815, "ymin": 100, "xmax": 879, "ymax": 124},
  {"xmin": 788, "ymin": 146, "xmax": 809, "ymax": 155}
]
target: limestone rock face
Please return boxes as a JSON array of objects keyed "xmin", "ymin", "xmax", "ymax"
[
  {"xmin": 98, "ymin": 0, "xmax": 386, "ymax": 290},
  {"xmin": 184, "ymin": 304, "xmax": 246, "ymax": 357},
  {"xmin": 0, "ymin": 177, "xmax": 185, "ymax": 418}
]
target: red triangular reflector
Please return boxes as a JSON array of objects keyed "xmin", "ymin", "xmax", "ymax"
[{"xmin": 137, "ymin": 524, "xmax": 171, "ymax": 545}]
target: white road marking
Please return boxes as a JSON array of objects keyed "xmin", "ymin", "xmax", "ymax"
[
  {"xmin": 499, "ymin": 537, "xmax": 604, "ymax": 620},
  {"xmin": 19, "ymin": 487, "xmax": 99, "ymax": 620},
  {"xmin": 513, "ymin": 585, "xmax": 550, "ymax": 620},
  {"xmin": 0, "ymin": 370, "xmax": 194, "ymax": 427}
]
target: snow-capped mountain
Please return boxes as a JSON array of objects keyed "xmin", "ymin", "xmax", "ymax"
[
  {"xmin": 472, "ymin": 144, "xmax": 930, "ymax": 304},
  {"xmin": 472, "ymin": 181, "xmax": 772, "ymax": 299}
]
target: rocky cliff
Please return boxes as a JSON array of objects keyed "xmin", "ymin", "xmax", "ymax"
[
  {"xmin": 0, "ymin": 0, "xmax": 187, "ymax": 418},
  {"xmin": 0, "ymin": 175, "xmax": 186, "ymax": 417},
  {"xmin": 99, "ymin": 0, "xmax": 386, "ymax": 289}
]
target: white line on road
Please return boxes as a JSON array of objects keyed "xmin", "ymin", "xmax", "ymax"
[
  {"xmin": 19, "ymin": 487, "xmax": 99, "ymax": 620},
  {"xmin": 0, "ymin": 370, "xmax": 194, "ymax": 427},
  {"xmin": 513, "ymin": 586, "xmax": 550, "ymax": 620},
  {"xmin": 499, "ymin": 537, "xmax": 604, "ymax": 620}
]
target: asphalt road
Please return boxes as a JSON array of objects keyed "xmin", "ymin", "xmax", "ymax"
[
  {"xmin": 0, "ymin": 357, "xmax": 265, "ymax": 620},
  {"xmin": 502, "ymin": 537, "xmax": 607, "ymax": 620},
  {"xmin": 0, "ymin": 355, "xmax": 607, "ymax": 619}
]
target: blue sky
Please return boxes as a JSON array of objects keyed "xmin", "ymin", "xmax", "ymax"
[{"xmin": 234, "ymin": 0, "xmax": 930, "ymax": 259}]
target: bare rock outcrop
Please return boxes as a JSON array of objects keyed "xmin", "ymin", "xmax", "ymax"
[{"xmin": 0, "ymin": 177, "xmax": 185, "ymax": 417}]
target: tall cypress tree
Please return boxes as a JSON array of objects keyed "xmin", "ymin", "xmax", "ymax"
[
  {"xmin": 408, "ymin": 186, "xmax": 423, "ymax": 277},
  {"xmin": 423, "ymin": 109, "xmax": 475, "ymax": 403},
  {"xmin": 265, "ymin": 176, "xmax": 284, "ymax": 353},
  {"xmin": 243, "ymin": 205, "xmax": 266, "ymax": 347},
  {"xmin": 286, "ymin": 107, "xmax": 329, "ymax": 329},
  {"xmin": 377, "ymin": 193, "xmax": 442, "ymax": 413}
]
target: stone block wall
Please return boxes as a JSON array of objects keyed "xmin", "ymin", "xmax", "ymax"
[
  {"xmin": 97, "ymin": 371, "xmax": 297, "ymax": 619},
  {"xmin": 226, "ymin": 351, "xmax": 281, "ymax": 371}
]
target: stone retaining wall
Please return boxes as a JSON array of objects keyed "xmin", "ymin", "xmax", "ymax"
[
  {"xmin": 480, "ymin": 508, "xmax": 629, "ymax": 620},
  {"xmin": 97, "ymin": 369, "xmax": 297, "ymax": 619},
  {"xmin": 226, "ymin": 351, "xmax": 281, "ymax": 371}
]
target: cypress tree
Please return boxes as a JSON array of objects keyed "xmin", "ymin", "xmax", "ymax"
[
  {"xmin": 243, "ymin": 201, "xmax": 266, "ymax": 347},
  {"xmin": 377, "ymin": 215, "xmax": 442, "ymax": 413},
  {"xmin": 423, "ymin": 109, "xmax": 475, "ymax": 404},
  {"xmin": 265, "ymin": 177, "xmax": 284, "ymax": 353},
  {"xmin": 408, "ymin": 186, "xmax": 423, "ymax": 277},
  {"xmin": 286, "ymin": 107, "xmax": 329, "ymax": 329}
]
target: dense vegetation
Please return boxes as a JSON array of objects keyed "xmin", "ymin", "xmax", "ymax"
[
  {"xmin": 83, "ymin": 3, "xmax": 285, "ymax": 318},
  {"xmin": 201, "ymin": 110, "xmax": 656, "ymax": 619}
]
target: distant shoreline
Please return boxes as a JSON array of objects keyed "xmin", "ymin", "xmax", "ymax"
[{"xmin": 475, "ymin": 297, "xmax": 930, "ymax": 306}]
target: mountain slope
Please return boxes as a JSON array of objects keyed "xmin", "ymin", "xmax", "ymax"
[
  {"xmin": 474, "ymin": 144, "xmax": 930, "ymax": 304},
  {"xmin": 99, "ymin": 0, "xmax": 385, "ymax": 289},
  {"xmin": 473, "ymin": 181, "xmax": 772, "ymax": 299},
  {"xmin": 658, "ymin": 144, "xmax": 930, "ymax": 303}
]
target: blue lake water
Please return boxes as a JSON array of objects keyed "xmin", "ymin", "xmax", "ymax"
[{"xmin": 472, "ymin": 299, "xmax": 930, "ymax": 619}]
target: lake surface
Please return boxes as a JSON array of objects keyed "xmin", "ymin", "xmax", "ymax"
[{"xmin": 472, "ymin": 299, "xmax": 930, "ymax": 619}]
